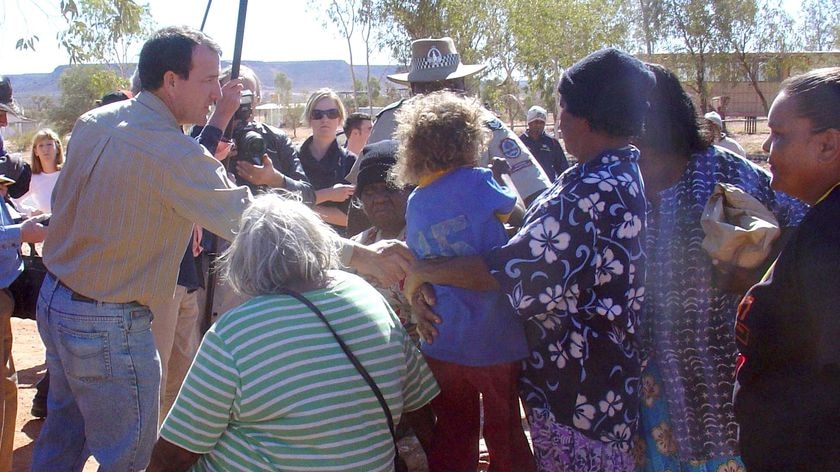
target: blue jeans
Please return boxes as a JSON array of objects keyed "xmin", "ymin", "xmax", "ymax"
[{"xmin": 32, "ymin": 273, "xmax": 160, "ymax": 471}]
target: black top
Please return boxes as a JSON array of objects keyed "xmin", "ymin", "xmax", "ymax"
[
  {"xmin": 298, "ymin": 136, "xmax": 356, "ymax": 190},
  {"xmin": 734, "ymin": 185, "xmax": 840, "ymax": 470},
  {"xmin": 192, "ymin": 123, "xmax": 315, "ymax": 205},
  {"xmin": 519, "ymin": 132, "xmax": 569, "ymax": 182}
]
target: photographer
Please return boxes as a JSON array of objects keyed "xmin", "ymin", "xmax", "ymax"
[{"xmin": 193, "ymin": 65, "xmax": 314, "ymax": 204}]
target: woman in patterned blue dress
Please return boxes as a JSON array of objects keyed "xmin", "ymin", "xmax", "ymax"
[
  {"xmin": 631, "ymin": 64, "xmax": 807, "ymax": 472},
  {"xmin": 406, "ymin": 48, "xmax": 656, "ymax": 472}
]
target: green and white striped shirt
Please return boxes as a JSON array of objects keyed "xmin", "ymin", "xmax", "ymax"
[{"xmin": 160, "ymin": 271, "xmax": 439, "ymax": 471}]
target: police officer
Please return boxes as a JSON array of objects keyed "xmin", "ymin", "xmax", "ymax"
[
  {"xmin": 355, "ymin": 37, "xmax": 550, "ymax": 206},
  {"xmin": 520, "ymin": 105, "xmax": 569, "ymax": 182}
]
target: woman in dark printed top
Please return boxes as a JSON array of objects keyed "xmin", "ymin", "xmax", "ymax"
[{"xmin": 405, "ymin": 48, "xmax": 656, "ymax": 472}]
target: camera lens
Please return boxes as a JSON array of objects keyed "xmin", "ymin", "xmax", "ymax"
[{"xmin": 241, "ymin": 130, "xmax": 265, "ymax": 165}]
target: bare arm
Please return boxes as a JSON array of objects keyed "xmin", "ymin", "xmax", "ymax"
[
  {"xmin": 315, "ymin": 205, "xmax": 349, "ymax": 227},
  {"xmin": 403, "ymin": 255, "xmax": 498, "ymax": 303},
  {"xmin": 315, "ymin": 184, "xmax": 355, "ymax": 204},
  {"xmin": 347, "ymin": 238, "xmax": 413, "ymax": 287},
  {"xmin": 206, "ymin": 79, "xmax": 243, "ymax": 133},
  {"xmin": 147, "ymin": 438, "xmax": 200, "ymax": 472}
]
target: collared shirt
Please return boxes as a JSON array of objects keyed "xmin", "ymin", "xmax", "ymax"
[
  {"xmin": 43, "ymin": 92, "xmax": 251, "ymax": 308},
  {"xmin": 0, "ymin": 198, "xmax": 22, "ymax": 288},
  {"xmin": 519, "ymin": 131, "xmax": 569, "ymax": 182}
]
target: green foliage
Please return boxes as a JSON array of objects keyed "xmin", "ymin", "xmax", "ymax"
[
  {"xmin": 25, "ymin": 96, "xmax": 59, "ymax": 124},
  {"xmin": 713, "ymin": 0, "xmax": 795, "ymax": 113},
  {"xmin": 799, "ymin": 0, "xmax": 840, "ymax": 51},
  {"xmin": 352, "ymin": 76, "xmax": 382, "ymax": 109},
  {"xmin": 5, "ymin": 129, "xmax": 41, "ymax": 156},
  {"xmin": 274, "ymin": 72, "xmax": 293, "ymax": 105},
  {"xmin": 375, "ymin": 0, "xmax": 508, "ymax": 68},
  {"xmin": 52, "ymin": 66, "xmax": 127, "ymax": 135},
  {"xmin": 273, "ymin": 72, "xmax": 300, "ymax": 135},
  {"xmin": 632, "ymin": 0, "xmax": 668, "ymax": 54},
  {"xmin": 662, "ymin": 0, "xmax": 722, "ymax": 111},
  {"xmin": 59, "ymin": 0, "xmax": 155, "ymax": 75},
  {"xmin": 509, "ymin": 0, "xmax": 626, "ymax": 106},
  {"xmin": 15, "ymin": 35, "xmax": 40, "ymax": 52}
]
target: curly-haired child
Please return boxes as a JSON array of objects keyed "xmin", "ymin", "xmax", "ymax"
[{"xmin": 393, "ymin": 91, "xmax": 535, "ymax": 472}]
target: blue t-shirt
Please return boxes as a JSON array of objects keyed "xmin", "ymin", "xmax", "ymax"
[{"xmin": 406, "ymin": 166, "xmax": 529, "ymax": 366}]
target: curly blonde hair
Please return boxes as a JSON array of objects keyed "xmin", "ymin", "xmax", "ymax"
[{"xmin": 392, "ymin": 91, "xmax": 488, "ymax": 186}]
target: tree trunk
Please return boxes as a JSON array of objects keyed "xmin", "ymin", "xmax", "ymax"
[{"xmin": 346, "ymin": 36, "xmax": 358, "ymax": 110}]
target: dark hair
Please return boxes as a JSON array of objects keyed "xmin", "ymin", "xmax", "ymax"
[
  {"xmin": 343, "ymin": 112, "xmax": 372, "ymax": 136},
  {"xmin": 410, "ymin": 77, "xmax": 467, "ymax": 95},
  {"xmin": 780, "ymin": 67, "xmax": 840, "ymax": 133},
  {"xmin": 636, "ymin": 63, "xmax": 712, "ymax": 156},
  {"xmin": 138, "ymin": 26, "xmax": 222, "ymax": 91},
  {"xmin": 558, "ymin": 48, "xmax": 655, "ymax": 138}
]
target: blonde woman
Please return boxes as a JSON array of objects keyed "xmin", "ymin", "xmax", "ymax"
[
  {"xmin": 298, "ymin": 88, "xmax": 356, "ymax": 235},
  {"xmin": 15, "ymin": 128, "xmax": 63, "ymax": 215}
]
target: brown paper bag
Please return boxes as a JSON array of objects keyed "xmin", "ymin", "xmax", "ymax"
[{"xmin": 700, "ymin": 183, "xmax": 780, "ymax": 269}]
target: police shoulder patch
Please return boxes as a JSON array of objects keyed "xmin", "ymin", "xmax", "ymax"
[{"xmin": 499, "ymin": 138, "xmax": 522, "ymax": 159}]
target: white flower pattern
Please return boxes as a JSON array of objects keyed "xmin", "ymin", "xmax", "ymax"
[
  {"xmin": 527, "ymin": 216, "xmax": 570, "ymax": 263},
  {"xmin": 486, "ymin": 146, "xmax": 647, "ymax": 454},
  {"xmin": 573, "ymin": 394, "xmax": 596, "ymax": 430}
]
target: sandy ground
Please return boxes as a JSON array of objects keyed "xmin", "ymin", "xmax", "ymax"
[
  {"xmin": 9, "ymin": 317, "xmax": 429, "ymax": 471},
  {"xmin": 9, "ymin": 317, "xmax": 99, "ymax": 471},
  {"xmin": 9, "ymin": 315, "xmax": 525, "ymax": 471}
]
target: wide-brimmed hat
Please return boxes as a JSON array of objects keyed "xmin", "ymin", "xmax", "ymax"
[
  {"xmin": 387, "ymin": 37, "xmax": 487, "ymax": 85},
  {"xmin": 0, "ymin": 101, "xmax": 25, "ymax": 119}
]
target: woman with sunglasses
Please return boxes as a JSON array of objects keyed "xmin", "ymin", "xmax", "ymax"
[{"xmin": 299, "ymin": 88, "xmax": 356, "ymax": 236}]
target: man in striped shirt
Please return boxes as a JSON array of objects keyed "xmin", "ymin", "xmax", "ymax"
[{"xmin": 31, "ymin": 26, "xmax": 251, "ymax": 471}]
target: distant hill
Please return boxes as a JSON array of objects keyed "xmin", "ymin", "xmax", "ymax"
[{"xmin": 7, "ymin": 60, "xmax": 404, "ymax": 107}]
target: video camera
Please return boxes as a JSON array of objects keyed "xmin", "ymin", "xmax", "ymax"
[{"xmin": 230, "ymin": 90, "xmax": 265, "ymax": 165}]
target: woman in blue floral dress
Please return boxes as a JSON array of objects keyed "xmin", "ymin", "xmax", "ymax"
[
  {"xmin": 406, "ymin": 48, "xmax": 656, "ymax": 472},
  {"xmin": 631, "ymin": 64, "xmax": 807, "ymax": 472}
]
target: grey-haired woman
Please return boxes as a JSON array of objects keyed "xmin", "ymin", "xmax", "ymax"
[{"xmin": 149, "ymin": 194, "xmax": 438, "ymax": 472}]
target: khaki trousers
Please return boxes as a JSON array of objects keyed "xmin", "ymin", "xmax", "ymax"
[
  {"xmin": 150, "ymin": 286, "xmax": 201, "ymax": 425},
  {"xmin": 0, "ymin": 289, "xmax": 16, "ymax": 472}
]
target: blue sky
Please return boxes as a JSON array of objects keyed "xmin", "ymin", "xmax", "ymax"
[
  {"xmin": 0, "ymin": 0, "xmax": 805, "ymax": 76},
  {"xmin": 0, "ymin": 0, "xmax": 392, "ymax": 75}
]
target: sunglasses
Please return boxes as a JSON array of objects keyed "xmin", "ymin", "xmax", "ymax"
[{"xmin": 311, "ymin": 108, "xmax": 340, "ymax": 120}]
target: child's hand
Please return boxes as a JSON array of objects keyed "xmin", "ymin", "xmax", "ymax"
[
  {"xmin": 410, "ymin": 283, "xmax": 441, "ymax": 344},
  {"xmin": 489, "ymin": 156, "xmax": 511, "ymax": 183}
]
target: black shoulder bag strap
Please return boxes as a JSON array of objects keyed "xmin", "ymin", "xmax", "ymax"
[{"xmin": 281, "ymin": 289, "xmax": 402, "ymax": 459}]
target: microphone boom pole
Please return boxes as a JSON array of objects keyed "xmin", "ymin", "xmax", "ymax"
[{"xmin": 203, "ymin": 0, "xmax": 249, "ymax": 326}]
